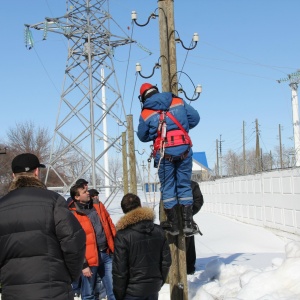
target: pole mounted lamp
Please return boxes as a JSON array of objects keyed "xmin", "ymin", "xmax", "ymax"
[
  {"xmin": 178, "ymin": 84, "xmax": 202, "ymax": 101},
  {"xmin": 131, "ymin": 11, "xmax": 158, "ymax": 27},
  {"xmin": 175, "ymin": 32, "xmax": 199, "ymax": 50}
]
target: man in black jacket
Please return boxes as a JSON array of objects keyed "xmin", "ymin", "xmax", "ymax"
[
  {"xmin": 0, "ymin": 153, "xmax": 86, "ymax": 300},
  {"xmin": 186, "ymin": 180, "xmax": 204, "ymax": 274},
  {"xmin": 113, "ymin": 193, "xmax": 171, "ymax": 300}
]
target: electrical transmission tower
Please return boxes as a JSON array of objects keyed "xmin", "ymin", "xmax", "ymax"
[
  {"xmin": 277, "ymin": 70, "xmax": 300, "ymax": 167},
  {"xmin": 25, "ymin": 0, "xmax": 134, "ymax": 197}
]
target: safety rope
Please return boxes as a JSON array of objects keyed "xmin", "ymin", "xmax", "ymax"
[
  {"xmin": 151, "ymin": 142, "xmax": 165, "ymax": 210},
  {"xmin": 146, "ymin": 110, "xmax": 168, "ymax": 210},
  {"xmin": 156, "ymin": 144, "xmax": 165, "ymax": 174}
]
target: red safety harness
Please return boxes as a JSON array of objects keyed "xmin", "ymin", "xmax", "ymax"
[{"xmin": 152, "ymin": 110, "xmax": 192, "ymax": 159}]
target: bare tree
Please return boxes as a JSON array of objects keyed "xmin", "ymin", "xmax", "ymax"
[
  {"xmin": 273, "ymin": 145, "xmax": 294, "ymax": 169},
  {"xmin": 261, "ymin": 151, "xmax": 273, "ymax": 171},
  {"xmin": 108, "ymin": 157, "xmax": 122, "ymax": 185},
  {"xmin": 59, "ymin": 148, "xmax": 91, "ymax": 184},
  {"xmin": 221, "ymin": 143, "xmax": 297, "ymax": 178},
  {"xmin": 0, "ymin": 143, "xmax": 11, "ymax": 196},
  {"xmin": 0, "ymin": 122, "xmax": 51, "ymax": 194},
  {"xmin": 223, "ymin": 150, "xmax": 241, "ymax": 176},
  {"xmin": 6, "ymin": 121, "xmax": 50, "ymax": 161}
]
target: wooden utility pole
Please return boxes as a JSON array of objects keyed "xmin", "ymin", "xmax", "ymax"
[
  {"xmin": 158, "ymin": 0, "xmax": 178, "ymax": 94},
  {"xmin": 158, "ymin": 1, "xmax": 188, "ymax": 299},
  {"xmin": 122, "ymin": 131, "xmax": 129, "ymax": 194},
  {"xmin": 260, "ymin": 148, "xmax": 263, "ymax": 171},
  {"xmin": 216, "ymin": 139, "xmax": 219, "ymax": 177},
  {"xmin": 243, "ymin": 121, "xmax": 246, "ymax": 175},
  {"xmin": 255, "ymin": 119, "xmax": 261, "ymax": 172},
  {"xmin": 279, "ymin": 124, "xmax": 283, "ymax": 169},
  {"xmin": 126, "ymin": 115, "xmax": 137, "ymax": 194},
  {"xmin": 219, "ymin": 135, "xmax": 224, "ymax": 177}
]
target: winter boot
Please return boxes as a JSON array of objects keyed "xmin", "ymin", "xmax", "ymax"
[
  {"xmin": 182, "ymin": 205, "xmax": 193, "ymax": 234},
  {"xmin": 192, "ymin": 220, "xmax": 203, "ymax": 236},
  {"xmin": 161, "ymin": 206, "xmax": 179, "ymax": 235},
  {"xmin": 184, "ymin": 220, "xmax": 203, "ymax": 237}
]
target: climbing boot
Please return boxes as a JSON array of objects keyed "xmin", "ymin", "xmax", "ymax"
[
  {"xmin": 184, "ymin": 220, "xmax": 203, "ymax": 237},
  {"xmin": 182, "ymin": 205, "xmax": 193, "ymax": 234},
  {"xmin": 161, "ymin": 206, "xmax": 179, "ymax": 235}
]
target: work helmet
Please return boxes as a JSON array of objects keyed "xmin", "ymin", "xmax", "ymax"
[{"xmin": 139, "ymin": 83, "xmax": 158, "ymax": 102}]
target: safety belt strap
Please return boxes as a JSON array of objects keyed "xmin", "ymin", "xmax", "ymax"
[{"xmin": 165, "ymin": 111, "xmax": 189, "ymax": 138}]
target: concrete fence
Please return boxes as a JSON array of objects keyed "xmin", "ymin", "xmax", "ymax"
[{"xmin": 200, "ymin": 168, "xmax": 300, "ymax": 241}]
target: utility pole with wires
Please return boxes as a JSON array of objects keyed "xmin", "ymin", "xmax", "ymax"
[
  {"xmin": 157, "ymin": 1, "xmax": 187, "ymax": 298},
  {"xmin": 25, "ymin": 0, "xmax": 134, "ymax": 198},
  {"xmin": 216, "ymin": 139, "xmax": 219, "ymax": 177},
  {"xmin": 219, "ymin": 134, "xmax": 224, "ymax": 177},
  {"xmin": 277, "ymin": 71, "xmax": 300, "ymax": 167},
  {"xmin": 122, "ymin": 131, "xmax": 129, "ymax": 195},
  {"xmin": 127, "ymin": 114, "xmax": 137, "ymax": 195},
  {"xmin": 132, "ymin": 1, "xmax": 201, "ymax": 299},
  {"xmin": 243, "ymin": 121, "xmax": 246, "ymax": 175},
  {"xmin": 255, "ymin": 119, "xmax": 261, "ymax": 172},
  {"xmin": 279, "ymin": 124, "xmax": 283, "ymax": 169}
]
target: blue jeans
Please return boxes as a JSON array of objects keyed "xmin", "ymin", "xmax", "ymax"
[
  {"xmin": 95, "ymin": 274, "xmax": 106, "ymax": 299},
  {"xmin": 81, "ymin": 251, "xmax": 115, "ymax": 300},
  {"xmin": 157, "ymin": 149, "xmax": 193, "ymax": 208},
  {"xmin": 72, "ymin": 277, "xmax": 82, "ymax": 295},
  {"xmin": 123, "ymin": 293, "xmax": 158, "ymax": 300}
]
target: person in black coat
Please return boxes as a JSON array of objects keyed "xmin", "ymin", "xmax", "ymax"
[
  {"xmin": 0, "ymin": 153, "xmax": 86, "ymax": 300},
  {"xmin": 186, "ymin": 180, "xmax": 204, "ymax": 274},
  {"xmin": 113, "ymin": 193, "xmax": 171, "ymax": 300}
]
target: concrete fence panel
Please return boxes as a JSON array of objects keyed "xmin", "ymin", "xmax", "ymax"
[{"xmin": 200, "ymin": 168, "xmax": 300, "ymax": 241}]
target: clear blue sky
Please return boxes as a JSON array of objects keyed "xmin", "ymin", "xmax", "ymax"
[{"xmin": 1, "ymin": 0, "xmax": 300, "ymax": 169}]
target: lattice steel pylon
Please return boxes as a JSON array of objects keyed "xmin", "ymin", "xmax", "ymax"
[{"xmin": 25, "ymin": 0, "xmax": 134, "ymax": 198}]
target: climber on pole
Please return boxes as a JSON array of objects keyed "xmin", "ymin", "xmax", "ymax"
[{"xmin": 137, "ymin": 83, "xmax": 200, "ymax": 236}]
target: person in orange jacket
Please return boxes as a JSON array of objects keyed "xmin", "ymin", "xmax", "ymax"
[{"xmin": 69, "ymin": 183, "xmax": 116, "ymax": 300}]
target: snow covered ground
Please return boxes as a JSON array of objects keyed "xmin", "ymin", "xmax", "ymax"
[
  {"xmin": 109, "ymin": 194, "xmax": 300, "ymax": 300},
  {"xmin": 1, "ymin": 191, "xmax": 299, "ymax": 300},
  {"xmin": 158, "ymin": 212, "xmax": 300, "ymax": 300}
]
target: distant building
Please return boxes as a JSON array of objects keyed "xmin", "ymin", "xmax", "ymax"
[
  {"xmin": 192, "ymin": 151, "xmax": 211, "ymax": 181},
  {"xmin": 144, "ymin": 182, "xmax": 159, "ymax": 193}
]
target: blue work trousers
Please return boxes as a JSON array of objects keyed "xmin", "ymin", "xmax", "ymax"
[
  {"xmin": 156, "ymin": 149, "xmax": 193, "ymax": 209},
  {"xmin": 81, "ymin": 251, "xmax": 115, "ymax": 300}
]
